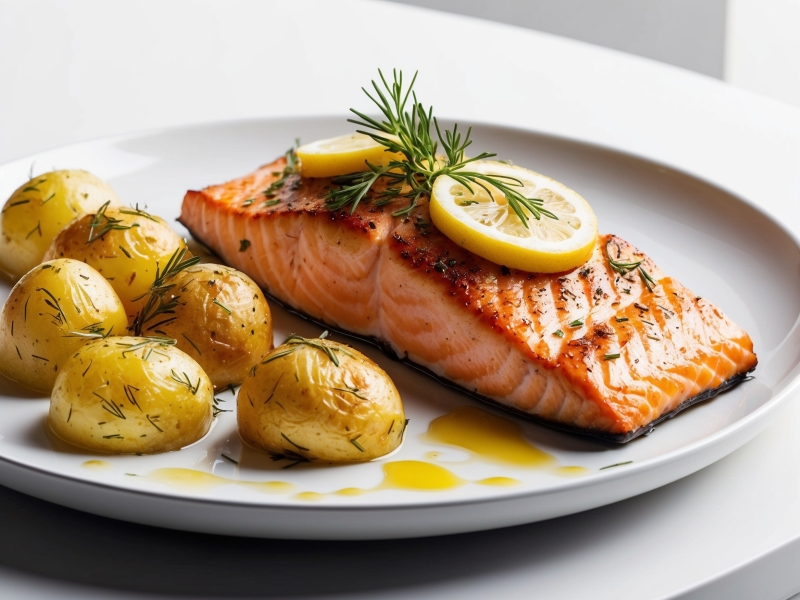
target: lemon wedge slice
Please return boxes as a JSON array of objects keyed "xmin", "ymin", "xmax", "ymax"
[
  {"xmin": 430, "ymin": 161, "xmax": 598, "ymax": 273},
  {"xmin": 297, "ymin": 133, "xmax": 399, "ymax": 178}
]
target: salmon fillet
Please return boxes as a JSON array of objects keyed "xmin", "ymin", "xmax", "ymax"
[{"xmin": 179, "ymin": 157, "xmax": 757, "ymax": 442}]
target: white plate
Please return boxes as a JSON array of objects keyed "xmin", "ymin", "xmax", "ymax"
[{"xmin": 0, "ymin": 118, "xmax": 799, "ymax": 540}]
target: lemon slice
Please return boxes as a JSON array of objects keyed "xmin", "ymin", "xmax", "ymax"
[
  {"xmin": 297, "ymin": 133, "xmax": 398, "ymax": 178},
  {"xmin": 430, "ymin": 161, "xmax": 598, "ymax": 273}
]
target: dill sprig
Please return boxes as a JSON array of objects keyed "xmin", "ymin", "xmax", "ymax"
[
  {"xmin": 88, "ymin": 201, "xmax": 138, "ymax": 243},
  {"xmin": 262, "ymin": 331, "xmax": 347, "ymax": 367},
  {"xmin": 605, "ymin": 241, "xmax": 657, "ymax": 293},
  {"xmin": 326, "ymin": 70, "xmax": 557, "ymax": 227},
  {"xmin": 131, "ymin": 247, "xmax": 201, "ymax": 336}
]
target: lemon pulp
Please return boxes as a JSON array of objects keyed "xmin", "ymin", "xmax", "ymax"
[
  {"xmin": 430, "ymin": 161, "xmax": 597, "ymax": 273},
  {"xmin": 297, "ymin": 133, "xmax": 398, "ymax": 179}
]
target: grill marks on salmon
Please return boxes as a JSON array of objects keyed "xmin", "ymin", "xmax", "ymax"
[{"xmin": 180, "ymin": 158, "xmax": 757, "ymax": 441}]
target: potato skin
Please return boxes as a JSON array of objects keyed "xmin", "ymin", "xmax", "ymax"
[
  {"xmin": 0, "ymin": 259, "xmax": 128, "ymax": 393},
  {"xmin": 0, "ymin": 170, "xmax": 120, "ymax": 279},
  {"xmin": 43, "ymin": 207, "xmax": 186, "ymax": 321},
  {"xmin": 238, "ymin": 338, "xmax": 405, "ymax": 462},
  {"xmin": 148, "ymin": 264, "xmax": 273, "ymax": 389},
  {"xmin": 49, "ymin": 337, "xmax": 213, "ymax": 454}
]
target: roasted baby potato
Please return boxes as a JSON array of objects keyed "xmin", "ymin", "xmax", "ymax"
[
  {"xmin": 136, "ymin": 263, "xmax": 273, "ymax": 389},
  {"xmin": 0, "ymin": 170, "xmax": 121, "ymax": 279},
  {"xmin": 0, "ymin": 259, "xmax": 128, "ymax": 393},
  {"xmin": 49, "ymin": 336, "xmax": 213, "ymax": 454},
  {"xmin": 43, "ymin": 204, "xmax": 186, "ymax": 321},
  {"xmin": 238, "ymin": 334, "xmax": 405, "ymax": 463}
]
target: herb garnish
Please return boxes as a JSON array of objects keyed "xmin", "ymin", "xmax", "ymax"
[
  {"xmin": 600, "ymin": 461, "xmax": 633, "ymax": 470},
  {"xmin": 605, "ymin": 241, "xmax": 657, "ymax": 293},
  {"xmin": 270, "ymin": 450, "xmax": 311, "ymax": 469},
  {"xmin": 255, "ymin": 144, "xmax": 299, "ymax": 206},
  {"xmin": 170, "ymin": 369, "xmax": 201, "ymax": 395},
  {"xmin": 325, "ymin": 70, "xmax": 557, "ymax": 226},
  {"xmin": 263, "ymin": 331, "xmax": 346, "ymax": 367},
  {"xmin": 131, "ymin": 247, "xmax": 201, "ymax": 335},
  {"xmin": 349, "ymin": 435, "xmax": 366, "ymax": 452},
  {"xmin": 87, "ymin": 201, "xmax": 138, "ymax": 243}
]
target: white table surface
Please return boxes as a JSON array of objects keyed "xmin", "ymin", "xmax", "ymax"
[{"xmin": 2, "ymin": 1, "xmax": 800, "ymax": 598}]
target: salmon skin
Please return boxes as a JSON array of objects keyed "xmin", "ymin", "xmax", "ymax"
[{"xmin": 179, "ymin": 157, "xmax": 757, "ymax": 443}]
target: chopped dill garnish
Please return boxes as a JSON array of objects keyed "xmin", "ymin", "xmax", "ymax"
[
  {"xmin": 239, "ymin": 239, "xmax": 251, "ymax": 252},
  {"xmin": 221, "ymin": 453, "xmax": 239, "ymax": 465},
  {"xmin": 350, "ymin": 435, "xmax": 366, "ymax": 452},
  {"xmin": 605, "ymin": 240, "xmax": 657, "ymax": 293},
  {"xmin": 280, "ymin": 432, "xmax": 309, "ymax": 452},
  {"xmin": 600, "ymin": 461, "xmax": 632, "ymax": 470},
  {"xmin": 553, "ymin": 329, "xmax": 565, "ymax": 338},
  {"xmin": 269, "ymin": 450, "xmax": 310, "ymax": 469},
  {"xmin": 333, "ymin": 386, "xmax": 367, "ymax": 400},
  {"xmin": 212, "ymin": 298, "xmax": 231, "ymax": 314},
  {"xmin": 146, "ymin": 414, "xmax": 163, "ymax": 432},
  {"xmin": 258, "ymin": 143, "xmax": 300, "ymax": 201},
  {"xmin": 212, "ymin": 396, "xmax": 231, "ymax": 417},
  {"xmin": 181, "ymin": 333, "xmax": 202, "ymax": 355},
  {"xmin": 568, "ymin": 318, "xmax": 584, "ymax": 328},
  {"xmin": 603, "ymin": 353, "xmax": 621, "ymax": 360}
]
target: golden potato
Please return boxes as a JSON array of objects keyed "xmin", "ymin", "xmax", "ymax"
[
  {"xmin": 0, "ymin": 259, "xmax": 128, "ymax": 393},
  {"xmin": 135, "ymin": 263, "xmax": 273, "ymax": 389},
  {"xmin": 238, "ymin": 334, "xmax": 405, "ymax": 463},
  {"xmin": 43, "ymin": 205, "xmax": 186, "ymax": 321},
  {"xmin": 49, "ymin": 336, "xmax": 213, "ymax": 454},
  {"xmin": 0, "ymin": 170, "xmax": 121, "ymax": 279}
]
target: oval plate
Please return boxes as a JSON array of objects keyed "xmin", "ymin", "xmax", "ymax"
[{"xmin": 0, "ymin": 118, "xmax": 798, "ymax": 540}]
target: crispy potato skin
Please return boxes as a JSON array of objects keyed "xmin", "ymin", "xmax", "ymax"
[
  {"xmin": 151, "ymin": 264, "xmax": 273, "ymax": 389},
  {"xmin": 43, "ymin": 208, "xmax": 186, "ymax": 322},
  {"xmin": 0, "ymin": 170, "xmax": 120, "ymax": 279},
  {"xmin": 0, "ymin": 259, "xmax": 128, "ymax": 393},
  {"xmin": 238, "ymin": 339, "xmax": 405, "ymax": 462},
  {"xmin": 49, "ymin": 337, "xmax": 213, "ymax": 454}
]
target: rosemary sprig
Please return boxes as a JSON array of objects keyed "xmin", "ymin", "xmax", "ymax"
[
  {"xmin": 117, "ymin": 336, "xmax": 177, "ymax": 359},
  {"xmin": 88, "ymin": 201, "xmax": 138, "ymax": 243},
  {"xmin": 119, "ymin": 204, "xmax": 158, "ymax": 222},
  {"xmin": 326, "ymin": 70, "xmax": 557, "ymax": 227},
  {"xmin": 65, "ymin": 321, "xmax": 114, "ymax": 339},
  {"xmin": 170, "ymin": 369, "xmax": 201, "ymax": 395},
  {"xmin": 131, "ymin": 247, "xmax": 201, "ymax": 336},
  {"xmin": 262, "ymin": 331, "xmax": 346, "ymax": 367}
]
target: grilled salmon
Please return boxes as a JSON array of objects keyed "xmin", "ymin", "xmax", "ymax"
[{"xmin": 179, "ymin": 157, "xmax": 757, "ymax": 442}]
